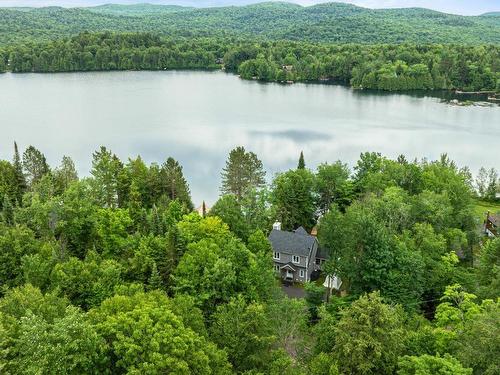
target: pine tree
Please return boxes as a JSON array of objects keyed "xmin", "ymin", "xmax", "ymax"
[
  {"xmin": 128, "ymin": 182, "xmax": 146, "ymax": 232},
  {"xmin": 13, "ymin": 142, "xmax": 26, "ymax": 203},
  {"xmin": 220, "ymin": 146, "xmax": 266, "ymax": 200},
  {"xmin": 202, "ymin": 200, "xmax": 207, "ymax": 217},
  {"xmin": 298, "ymin": 151, "xmax": 306, "ymax": 169},
  {"xmin": 149, "ymin": 204, "xmax": 165, "ymax": 235},
  {"xmin": 167, "ymin": 225, "xmax": 185, "ymax": 267},
  {"xmin": 161, "ymin": 157, "xmax": 193, "ymax": 210},
  {"xmin": 147, "ymin": 262, "xmax": 163, "ymax": 291},
  {"xmin": 22, "ymin": 145, "xmax": 50, "ymax": 189}
]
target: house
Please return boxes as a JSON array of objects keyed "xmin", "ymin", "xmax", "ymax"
[
  {"xmin": 484, "ymin": 212, "xmax": 499, "ymax": 237},
  {"xmin": 268, "ymin": 222, "xmax": 318, "ymax": 283}
]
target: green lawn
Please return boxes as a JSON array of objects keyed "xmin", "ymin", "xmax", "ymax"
[{"xmin": 473, "ymin": 199, "xmax": 500, "ymax": 222}]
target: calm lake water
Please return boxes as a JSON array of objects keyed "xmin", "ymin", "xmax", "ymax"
[{"xmin": 0, "ymin": 70, "xmax": 499, "ymax": 204}]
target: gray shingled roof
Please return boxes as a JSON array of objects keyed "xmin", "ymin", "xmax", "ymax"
[
  {"xmin": 488, "ymin": 214, "xmax": 499, "ymax": 226},
  {"xmin": 268, "ymin": 228, "xmax": 317, "ymax": 257},
  {"xmin": 316, "ymin": 246, "xmax": 330, "ymax": 260},
  {"xmin": 294, "ymin": 227, "xmax": 308, "ymax": 236}
]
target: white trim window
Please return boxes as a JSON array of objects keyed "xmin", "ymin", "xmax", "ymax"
[
  {"xmin": 292, "ymin": 255, "xmax": 300, "ymax": 264},
  {"xmin": 274, "ymin": 265, "xmax": 280, "ymax": 271},
  {"xmin": 273, "ymin": 252, "xmax": 280, "ymax": 260},
  {"xmin": 299, "ymin": 269, "xmax": 305, "ymax": 278}
]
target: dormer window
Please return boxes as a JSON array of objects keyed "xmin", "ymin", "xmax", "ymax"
[
  {"xmin": 292, "ymin": 255, "xmax": 300, "ymax": 264},
  {"xmin": 273, "ymin": 252, "xmax": 280, "ymax": 260}
]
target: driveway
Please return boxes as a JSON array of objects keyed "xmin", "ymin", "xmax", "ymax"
[{"xmin": 281, "ymin": 284, "xmax": 306, "ymax": 299}]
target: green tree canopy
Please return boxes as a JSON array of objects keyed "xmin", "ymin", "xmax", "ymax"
[{"xmin": 220, "ymin": 146, "xmax": 266, "ymax": 200}]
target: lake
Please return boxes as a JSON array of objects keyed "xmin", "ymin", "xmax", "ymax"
[{"xmin": 0, "ymin": 70, "xmax": 499, "ymax": 205}]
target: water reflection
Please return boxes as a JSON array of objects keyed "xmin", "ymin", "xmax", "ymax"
[{"xmin": 0, "ymin": 70, "xmax": 498, "ymax": 204}]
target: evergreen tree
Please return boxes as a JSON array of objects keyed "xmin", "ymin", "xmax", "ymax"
[
  {"xmin": 149, "ymin": 204, "xmax": 165, "ymax": 235},
  {"xmin": 166, "ymin": 224, "xmax": 185, "ymax": 267},
  {"xmin": 485, "ymin": 168, "xmax": 498, "ymax": 201},
  {"xmin": 160, "ymin": 157, "xmax": 193, "ymax": 210},
  {"xmin": 22, "ymin": 145, "xmax": 50, "ymax": 189},
  {"xmin": 298, "ymin": 151, "xmax": 305, "ymax": 169},
  {"xmin": 221, "ymin": 146, "xmax": 266, "ymax": 201},
  {"xmin": 2, "ymin": 195, "xmax": 14, "ymax": 225},
  {"xmin": 12, "ymin": 142, "xmax": 26, "ymax": 203},
  {"xmin": 147, "ymin": 262, "xmax": 163, "ymax": 291},
  {"xmin": 53, "ymin": 155, "xmax": 78, "ymax": 194},
  {"xmin": 90, "ymin": 146, "xmax": 122, "ymax": 208}
]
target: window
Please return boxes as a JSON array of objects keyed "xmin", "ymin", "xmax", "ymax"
[
  {"xmin": 274, "ymin": 265, "xmax": 280, "ymax": 271},
  {"xmin": 292, "ymin": 255, "xmax": 300, "ymax": 264},
  {"xmin": 273, "ymin": 252, "xmax": 280, "ymax": 260},
  {"xmin": 299, "ymin": 269, "xmax": 305, "ymax": 278}
]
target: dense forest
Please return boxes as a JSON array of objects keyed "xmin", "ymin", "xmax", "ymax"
[
  {"xmin": 0, "ymin": 2, "xmax": 499, "ymax": 45},
  {"xmin": 1, "ymin": 32, "xmax": 499, "ymax": 92},
  {"xmin": 0, "ymin": 143, "xmax": 499, "ymax": 374}
]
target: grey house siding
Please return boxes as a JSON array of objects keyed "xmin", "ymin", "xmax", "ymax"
[
  {"xmin": 274, "ymin": 252, "xmax": 308, "ymax": 268},
  {"xmin": 273, "ymin": 253, "xmax": 311, "ymax": 283},
  {"xmin": 307, "ymin": 241, "xmax": 318, "ymax": 277}
]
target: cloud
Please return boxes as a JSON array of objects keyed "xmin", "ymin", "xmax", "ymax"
[{"xmin": 250, "ymin": 129, "xmax": 332, "ymax": 142}]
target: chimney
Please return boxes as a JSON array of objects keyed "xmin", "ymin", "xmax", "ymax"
[{"xmin": 273, "ymin": 221, "xmax": 282, "ymax": 231}]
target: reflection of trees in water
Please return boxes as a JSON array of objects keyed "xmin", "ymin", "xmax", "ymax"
[{"xmin": 351, "ymin": 88, "xmax": 493, "ymax": 103}]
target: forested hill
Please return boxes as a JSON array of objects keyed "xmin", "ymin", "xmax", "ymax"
[
  {"xmin": 482, "ymin": 12, "xmax": 500, "ymax": 17},
  {"xmin": 0, "ymin": 2, "xmax": 499, "ymax": 45}
]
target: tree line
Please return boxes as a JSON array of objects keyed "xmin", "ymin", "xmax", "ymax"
[
  {"xmin": 0, "ymin": 142, "xmax": 498, "ymax": 374},
  {"xmin": 1, "ymin": 32, "xmax": 499, "ymax": 92},
  {"xmin": 0, "ymin": 2, "xmax": 499, "ymax": 45}
]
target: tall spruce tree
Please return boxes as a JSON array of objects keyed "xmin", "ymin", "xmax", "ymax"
[
  {"xmin": 298, "ymin": 151, "xmax": 306, "ymax": 169},
  {"xmin": 147, "ymin": 262, "xmax": 163, "ymax": 291},
  {"xmin": 202, "ymin": 201, "xmax": 207, "ymax": 217},
  {"xmin": 160, "ymin": 157, "xmax": 193, "ymax": 210},
  {"xmin": 220, "ymin": 146, "xmax": 265, "ymax": 200},
  {"xmin": 12, "ymin": 142, "xmax": 26, "ymax": 203}
]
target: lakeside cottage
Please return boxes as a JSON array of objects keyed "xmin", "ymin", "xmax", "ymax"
[{"xmin": 268, "ymin": 222, "xmax": 327, "ymax": 283}]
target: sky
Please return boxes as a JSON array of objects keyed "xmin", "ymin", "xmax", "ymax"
[{"xmin": 0, "ymin": 0, "xmax": 499, "ymax": 16}]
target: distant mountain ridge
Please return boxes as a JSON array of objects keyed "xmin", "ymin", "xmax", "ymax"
[
  {"xmin": 0, "ymin": 1, "xmax": 499, "ymax": 45},
  {"xmin": 89, "ymin": 3, "xmax": 193, "ymax": 16},
  {"xmin": 481, "ymin": 12, "xmax": 500, "ymax": 17}
]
